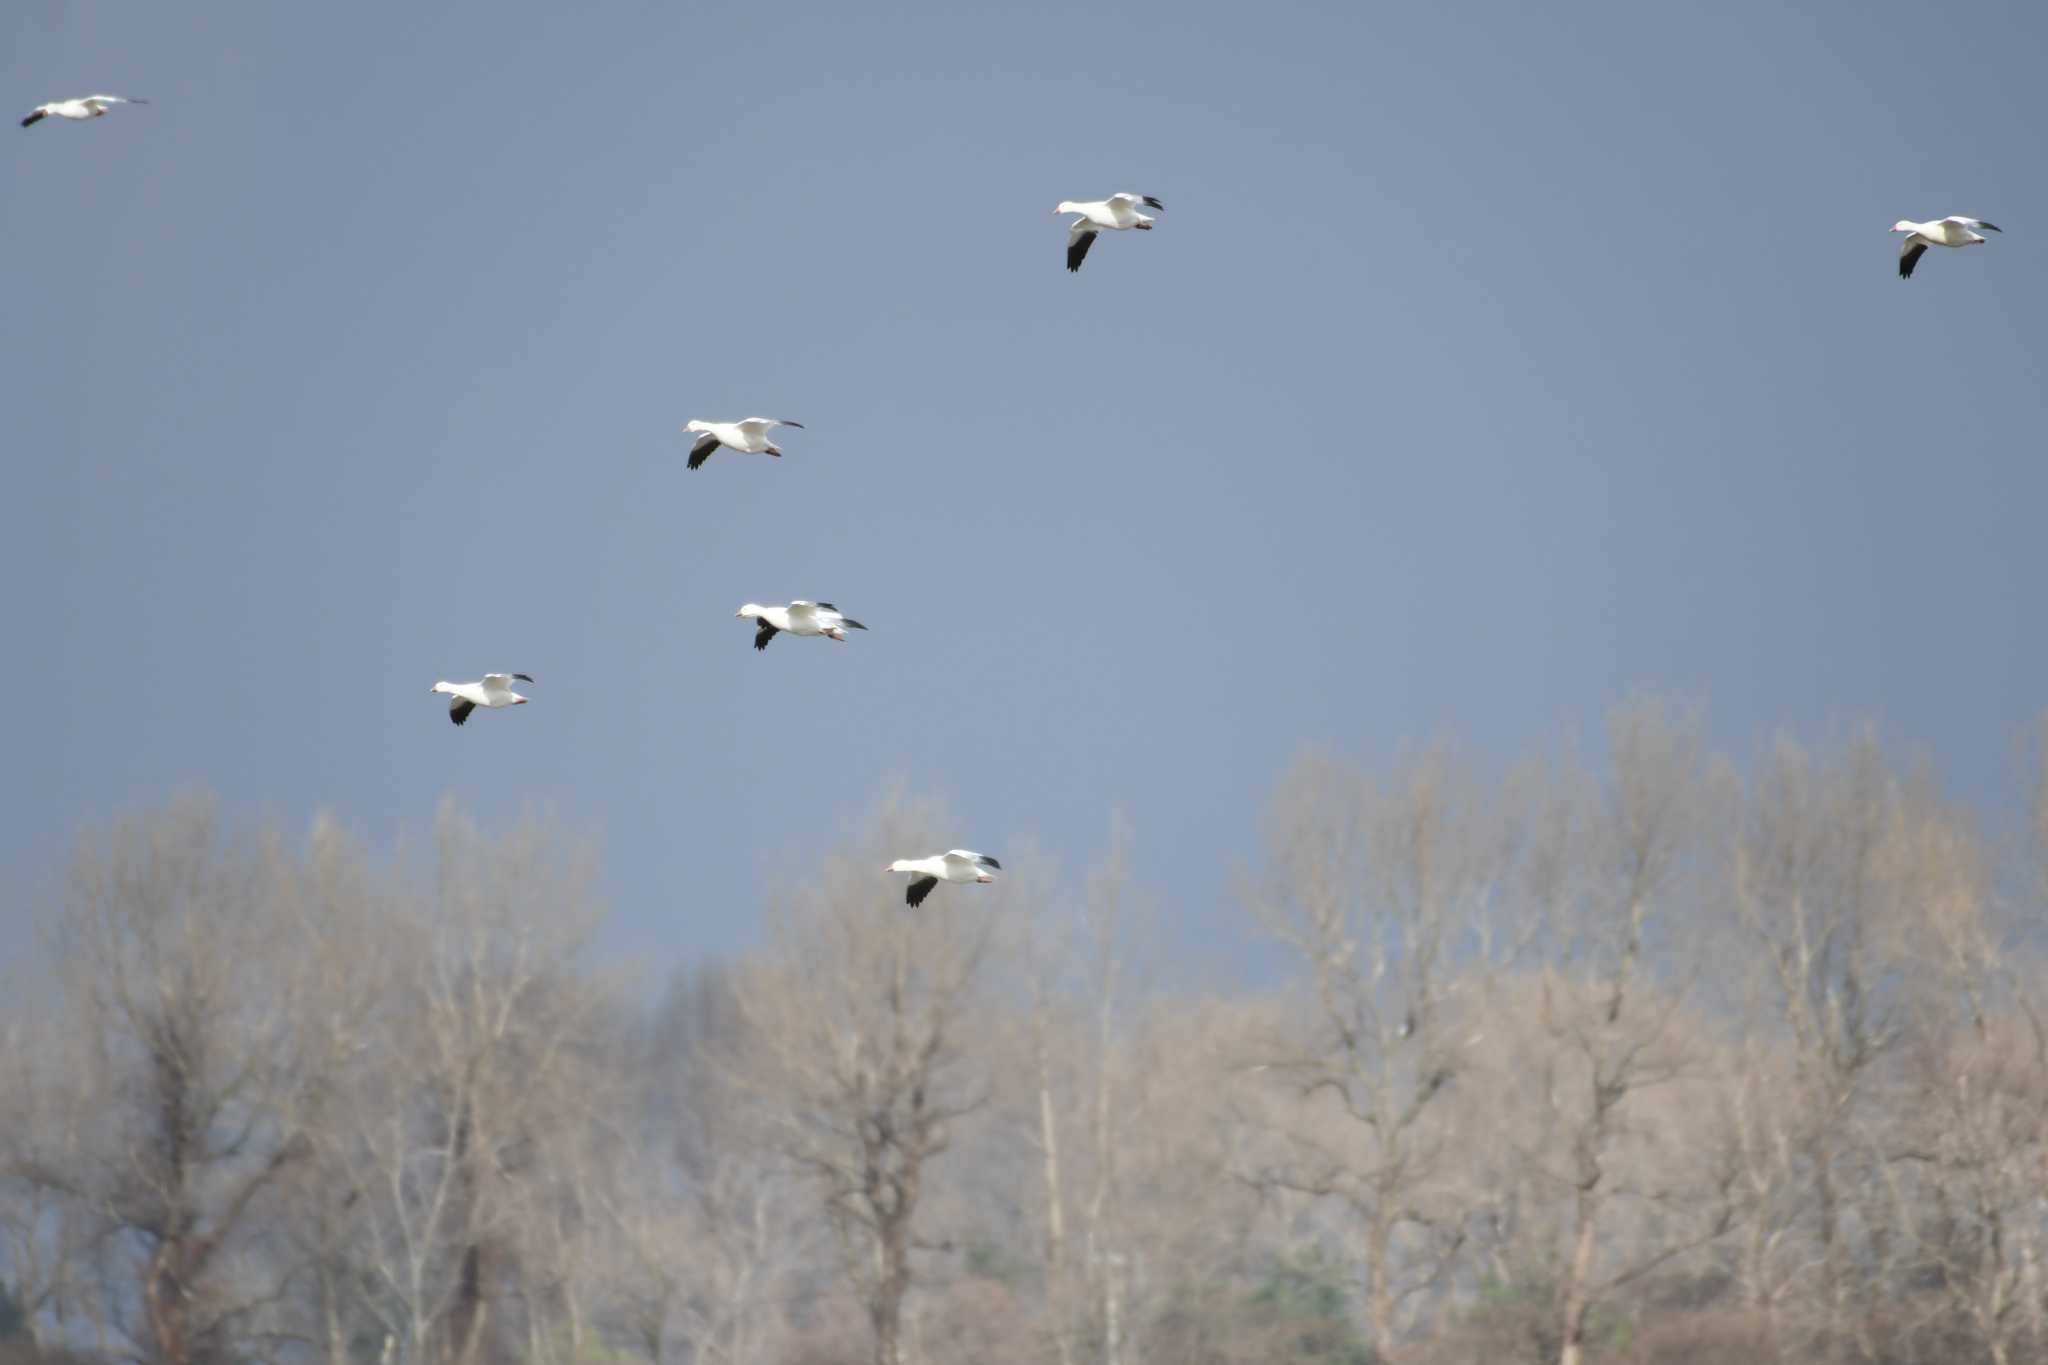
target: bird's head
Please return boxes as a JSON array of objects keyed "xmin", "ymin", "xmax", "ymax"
[
  {"xmin": 1055, "ymin": 201, "xmax": 1076, "ymax": 216},
  {"xmin": 1890, "ymin": 221, "xmax": 1916, "ymax": 234},
  {"xmin": 685, "ymin": 420, "xmax": 710, "ymax": 434},
  {"xmin": 430, "ymin": 681, "xmax": 450, "ymax": 695},
  {"xmin": 736, "ymin": 604, "xmax": 762, "ymax": 620},
  {"xmin": 886, "ymin": 859, "xmax": 914, "ymax": 873}
]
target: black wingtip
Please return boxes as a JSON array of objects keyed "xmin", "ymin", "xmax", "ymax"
[
  {"xmin": 20, "ymin": 112, "xmax": 43, "ymax": 128},
  {"xmin": 982, "ymin": 856, "xmax": 1002, "ymax": 870},
  {"xmin": 753, "ymin": 621, "xmax": 778, "ymax": 652},
  {"xmin": 512, "ymin": 673, "xmax": 533, "ymax": 683},
  {"xmin": 842, "ymin": 619, "xmax": 868, "ymax": 631},
  {"xmin": 1142, "ymin": 196, "xmax": 1164, "ymax": 210},
  {"xmin": 906, "ymin": 876, "xmax": 937, "ymax": 908}
]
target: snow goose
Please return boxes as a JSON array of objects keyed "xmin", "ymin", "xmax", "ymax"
[
  {"xmin": 1892, "ymin": 216, "xmax": 2002, "ymax": 279},
  {"xmin": 429, "ymin": 673, "xmax": 533, "ymax": 726},
  {"xmin": 736, "ymin": 600, "xmax": 868, "ymax": 651},
  {"xmin": 886, "ymin": 851, "xmax": 1001, "ymax": 907},
  {"xmin": 683, "ymin": 418, "xmax": 803, "ymax": 469},
  {"xmin": 21, "ymin": 94, "xmax": 147, "ymax": 128},
  {"xmin": 1056, "ymin": 193, "xmax": 1163, "ymax": 272}
]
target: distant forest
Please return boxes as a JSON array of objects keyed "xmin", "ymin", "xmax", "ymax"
[{"xmin": 5, "ymin": 698, "xmax": 2047, "ymax": 1365}]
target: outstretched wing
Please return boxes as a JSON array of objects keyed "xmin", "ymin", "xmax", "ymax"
[
  {"xmin": 687, "ymin": 432, "xmax": 721, "ymax": 469},
  {"xmin": 753, "ymin": 620, "xmax": 779, "ymax": 651},
  {"xmin": 482, "ymin": 673, "xmax": 515, "ymax": 690},
  {"xmin": 449, "ymin": 698, "xmax": 476, "ymax": 726},
  {"xmin": 945, "ymin": 849, "xmax": 1000, "ymax": 870},
  {"xmin": 905, "ymin": 875, "xmax": 939, "ymax": 908},
  {"xmin": 1067, "ymin": 228, "xmax": 1097, "ymax": 273},
  {"xmin": 1899, "ymin": 240, "xmax": 1928, "ymax": 279},
  {"xmin": 1946, "ymin": 217, "xmax": 2001, "ymax": 232}
]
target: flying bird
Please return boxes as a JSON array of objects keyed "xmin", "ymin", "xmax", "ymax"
[
  {"xmin": 1891, "ymin": 216, "xmax": 2002, "ymax": 279},
  {"xmin": 429, "ymin": 673, "xmax": 533, "ymax": 726},
  {"xmin": 683, "ymin": 418, "xmax": 803, "ymax": 469},
  {"xmin": 1057, "ymin": 193, "xmax": 1163, "ymax": 273},
  {"xmin": 886, "ymin": 850, "xmax": 1001, "ymax": 908},
  {"xmin": 20, "ymin": 94, "xmax": 147, "ymax": 128},
  {"xmin": 736, "ymin": 601, "xmax": 868, "ymax": 651}
]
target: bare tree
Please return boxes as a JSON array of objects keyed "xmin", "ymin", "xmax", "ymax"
[
  {"xmin": 315, "ymin": 801, "xmax": 609, "ymax": 1365},
  {"xmin": 1519, "ymin": 701, "xmax": 1733, "ymax": 1365},
  {"xmin": 11, "ymin": 794, "xmax": 316, "ymax": 1365},
  {"xmin": 726, "ymin": 799, "xmax": 992, "ymax": 1365},
  {"xmin": 1241, "ymin": 743, "xmax": 1506, "ymax": 1354},
  {"xmin": 1729, "ymin": 729, "xmax": 1936, "ymax": 1358}
]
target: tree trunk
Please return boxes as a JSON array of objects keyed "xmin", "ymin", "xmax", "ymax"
[
  {"xmin": 1035, "ymin": 1015, "xmax": 1076, "ymax": 1365},
  {"xmin": 868, "ymin": 1253, "xmax": 905, "ymax": 1365},
  {"xmin": 1365, "ymin": 1201, "xmax": 1396, "ymax": 1358},
  {"xmin": 145, "ymin": 1241, "xmax": 191, "ymax": 1365},
  {"xmin": 1556, "ymin": 1189, "xmax": 1600, "ymax": 1365}
]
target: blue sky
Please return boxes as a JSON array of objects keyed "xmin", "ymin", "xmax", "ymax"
[{"xmin": 6, "ymin": 0, "xmax": 2044, "ymax": 969}]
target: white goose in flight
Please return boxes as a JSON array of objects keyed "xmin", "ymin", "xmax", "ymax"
[
  {"xmin": 1892, "ymin": 216, "xmax": 2002, "ymax": 279},
  {"xmin": 736, "ymin": 601, "xmax": 868, "ymax": 651},
  {"xmin": 684, "ymin": 418, "xmax": 803, "ymax": 469},
  {"xmin": 887, "ymin": 850, "xmax": 1001, "ymax": 907},
  {"xmin": 21, "ymin": 94, "xmax": 147, "ymax": 128},
  {"xmin": 1057, "ymin": 193, "xmax": 1163, "ymax": 273},
  {"xmin": 430, "ymin": 673, "xmax": 533, "ymax": 726}
]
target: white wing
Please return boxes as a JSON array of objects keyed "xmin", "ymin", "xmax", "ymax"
[
  {"xmin": 786, "ymin": 602, "xmax": 819, "ymax": 625},
  {"xmin": 482, "ymin": 673, "xmax": 514, "ymax": 690},
  {"xmin": 84, "ymin": 95, "xmax": 141, "ymax": 108},
  {"xmin": 944, "ymin": 849, "xmax": 999, "ymax": 868},
  {"xmin": 1944, "ymin": 216, "xmax": 2002, "ymax": 232}
]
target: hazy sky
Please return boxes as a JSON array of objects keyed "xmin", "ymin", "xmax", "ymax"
[{"xmin": 6, "ymin": 0, "xmax": 2044, "ymax": 969}]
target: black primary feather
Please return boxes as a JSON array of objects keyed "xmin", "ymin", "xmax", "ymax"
[
  {"xmin": 687, "ymin": 433, "xmax": 721, "ymax": 469},
  {"xmin": 1067, "ymin": 231, "xmax": 1096, "ymax": 273},
  {"xmin": 753, "ymin": 620, "xmax": 779, "ymax": 651},
  {"xmin": 449, "ymin": 699, "xmax": 476, "ymax": 726},
  {"xmin": 906, "ymin": 875, "xmax": 939, "ymax": 908}
]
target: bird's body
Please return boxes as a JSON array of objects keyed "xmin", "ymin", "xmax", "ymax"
[
  {"xmin": 887, "ymin": 850, "xmax": 1001, "ymax": 907},
  {"xmin": 737, "ymin": 601, "xmax": 867, "ymax": 651},
  {"xmin": 21, "ymin": 94, "xmax": 146, "ymax": 128},
  {"xmin": 1056, "ymin": 193, "xmax": 1163, "ymax": 272},
  {"xmin": 683, "ymin": 417, "xmax": 804, "ymax": 469},
  {"xmin": 430, "ymin": 673, "xmax": 533, "ymax": 726},
  {"xmin": 1891, "ymin": 216, "xmax": 2002, "ymax": 279}
]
